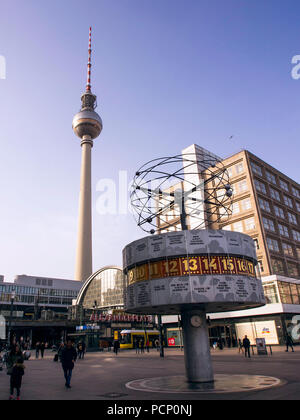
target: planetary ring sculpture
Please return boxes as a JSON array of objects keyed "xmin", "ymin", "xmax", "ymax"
[{"xmin": 130, "ymin": 152, "xmax": 233, "ymax": 234}]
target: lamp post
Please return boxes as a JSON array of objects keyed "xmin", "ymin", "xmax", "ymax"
[
  {"xmin": 8, "ymin": 291, "xmax": 16, "ymax": 347},
  {"xmin": 157, "ymin": 315, "xmax": 164, "ymax": 358}
]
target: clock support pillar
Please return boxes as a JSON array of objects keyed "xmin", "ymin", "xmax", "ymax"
[{"xmin": 181, "ymin": 309, "xmax": 214, "ymax": 383}]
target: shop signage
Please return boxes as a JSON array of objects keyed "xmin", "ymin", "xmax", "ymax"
[
  {"xmin": 256, "ymin": 338, "xmax": 268, "ymax": 355},
  {"xmin": 76, "ymin": 325, "xmax": 101, "ymax": 331},
  {"xmin": 168, "ymin": 337, "xmax": 176, "ymax": 346},
  {"xmin": 90, "ymin": 313, "xmax": 153, "ymax": 323}
]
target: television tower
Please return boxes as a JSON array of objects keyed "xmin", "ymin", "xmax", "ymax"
[{"xmin": 72, "ymin": 27, "xmax": 103, "ymax": 282}]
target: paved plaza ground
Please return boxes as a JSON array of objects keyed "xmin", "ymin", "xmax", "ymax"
[{"xmin": 0, "ymin": 346, "xmax": 300, "ymax": 400}]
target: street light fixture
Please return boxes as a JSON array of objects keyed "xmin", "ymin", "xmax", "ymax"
[{"xmin": 8, "ymin": 291, "xmax": 16, "ymax": 347}]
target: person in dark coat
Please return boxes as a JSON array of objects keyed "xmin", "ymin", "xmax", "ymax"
[
  {"xmin": 6, "ymin": 345, "xmax": 24, "ymax": 375},
  {"xmin": 113, "ymin": 340, "xmax": 120, "ymax": 355},
  {"xmin": 81, "ymin": 341, "xmax": 86, "ymax": 359},
  {"xmin": 40, "ymin": 342, "xmax": 45, "ymax": 359},
  {"xmin": 9, "ymin": 357, "xmax": 25, "ymax": 400},
  {"xmin": 243, "ymin": 335, "xmax": 251, "ymax": 358},
  {"xmin": 35, "ymin": 342, "xmax": 40, "ymax": 359},
  {"xmin": 61, "ymin": 340, "xmax": 77, "ymax": 389},
  {"xmin": 140, "ymin": 339, "xmax": 145, "ymax": 354},
  {"xmin": 285, "ymin": 333, "xmax": 295, "ymax": 352}
]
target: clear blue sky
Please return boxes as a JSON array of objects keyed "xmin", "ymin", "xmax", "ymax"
[{"xmin": 0, "ymin": 0, "xmax": 300, "ymax": 281}]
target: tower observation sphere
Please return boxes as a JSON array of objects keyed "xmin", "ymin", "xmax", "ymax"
[{"xmin": 73, "ymin": 27, "xmax": 102, "ymax": 283}]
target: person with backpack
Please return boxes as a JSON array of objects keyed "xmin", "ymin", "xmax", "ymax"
[{"xmin": 9, "ymin": 357, "xmax": 25, "ymax": 400}]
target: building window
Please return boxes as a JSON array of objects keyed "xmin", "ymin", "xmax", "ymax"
[
  {"xmin": 263, "ymin": 217, "xmax": 275, "ymax": 232},
  {"xmin": 254, "ymin": 239, "xmax": 260, "ymax": 250},
  {"xmin": 266, "ymin": 171, "xmax": 277, "ymax": 185},
  {"xmin": 232, "ymin": 202, "xmax": 240, "ymax": 215},
  {"xmin": 263, "ymin": 283, "xmax": 279, "ymax": 304},
  {"xmin": 292, "ymin": 230, "xmax": 300, "ymax": 242},
  {"xmin": 296, "ymin": 202, "xmax": 300, "ymax": 213},
  {"xmin": 290, "ymin": 283, "xmax": 300, "ymax": 303},
  {"xmin": 244, "ymin": 217, "xmax": 256, "ymax": 231},
  {"xmin": 270, "ymin": 188, "xmax": 281, "ymax": 202},
  {"xmin": 258, "ymin": 260, "xmax": 264, "ymax": 273},
  {"xmin": 279, "ymin": 179, "xmax": 289, "ymax": 192},
  {"xmin": 272, "ymin": 259, "xmax": 285, "ymax": 276},
  {"xmin": 296, "ymin": 248, "xmax": 300, "ymax": 259},
  {"xmin": 292, "ymin": 186, "xmax": 300, "ymax": 199},
  {"xmin": 267, "ymin": 237, "xmax": 279, "ymax": 252},
  {"xmin": 278, "ymin": 224, "xmax": 289, "ymax": 238},
  {"xmin": 274, "ymin": 205, "xmax": 285, "ymax": 219},
  {"xmin": 227, "ymin": 167, "xmax": 233, "ymax": 177},
  {"xmin": 278, "ymin": 281, "xmax": 292, "ymax": 304},
  {"xmin": 287, "ymin": 263, "xmax": 299, "ymax": 278},
  {"xmin": 251, "ymin": 162, "xmax": 263, "ymax": 176},
  {"xmin": 284, "ymin": 195, "xmax": 293, "ymax": 208},
  {"xmin": 254, "ymin": 179, "xmax": 267, "ymax": 194},
  {"xmin": 288, "ymin": 212, "xmax": 297, "ymax": 225},
  {"xmin": 282, "ymin": 242, "xmax": 294, "ymax": 257},
  {"xmin": 236, "ymin": 162, "xmax": 244, "ymax": 174},
  {"xmin": 241, "ymin": 198, "xmax": 251, "ymax": 211},
  {"xmin": 258, "ymin": 197, "xmax": 271, "ymax": 212},
  {"xmin": 238, "ymin": 180, "xmax": 248, "ymax": 193},
  {"xmin": 232, "ymin": 221, "xmax": 243, "ymax": 233}
]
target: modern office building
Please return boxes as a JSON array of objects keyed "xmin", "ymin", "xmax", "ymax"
[
  {"xmin": 160, "ymin": 145, "xmax": 300, "ymax": 346},
  {"xmin": 0, "ymin": 275, "xmax": 82, "ymax": 320}
]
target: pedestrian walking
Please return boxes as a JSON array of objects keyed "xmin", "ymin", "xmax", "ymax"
[
  {"xmin": 243, "ymin": 335, "xmax": 251, "ymax": 358},
  {"xmin": 81, "ymin": 341, "xmax": 86, "ymax": 359},
  {"xmin": 285, "ymin": 333, "xmax": 295, "ymax": 352},
  {"xmin": 113, "ymin": 340, "xmax": 120, "ymax": 355},
  {"xmin": 146, "ymin": 338, "xmax": 150, "ymax": 353},
  {"xmin": 140, "ymin": 339, "xmax": 145, "ymax": 353},
  {"xmin": 238, "ymin": 338, "xmax": 244, "ymax": 354},
  {"xmin": 61, "ymin": 340, "xmax": 77, "ymax": 389},
  {"xmin": 154, "ymin": 339, "xmax": 159, "ymax": 352},
  {"xmin": 35, "ymin": 342, "xmax": 40, "ymax": 359},
  {"xmin": 77, "ymin": 342, "xmax": 83, "ymax": 359},
  {"xmin": 217, "ymin": 338, "xmax": 223, "ymax": 350},
  {"xmin": 9, "ymin": 357, "xmax": 25, "ymax": 400},
  {"xmin": 40, "ymin": 342, "xmax": 45, "ymax": 359}
]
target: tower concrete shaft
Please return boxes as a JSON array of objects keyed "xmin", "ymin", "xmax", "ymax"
[
  {"xmin": 72, "ymin": 27, "xmax": 103, "ymax": 282},
  {"xmin": 75, "ymin": 135, "xmax": 93, "ymax": 282}
]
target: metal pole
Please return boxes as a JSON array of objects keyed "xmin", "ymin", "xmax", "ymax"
[
  {"xmin": 8, "ymin": 294, "xmax": 15, "ymax": 347},
  {"xmin": 181, "ymin": 309, "xmax": 214, "ymax": 383},
  {"xmin": 158, "ymin": 314, "xmax": 164, "ymax": 358}
]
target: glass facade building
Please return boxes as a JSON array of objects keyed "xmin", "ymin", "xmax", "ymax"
[{"xmin": 75, "ymin": 266, "xmax": 124, "ymax": 310}]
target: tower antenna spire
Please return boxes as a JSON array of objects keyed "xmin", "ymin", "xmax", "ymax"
[{"xmin": 86, "ymin": 26, "xmax": 92, "ymax": 93}]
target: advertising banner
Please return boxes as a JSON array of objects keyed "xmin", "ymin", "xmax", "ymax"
[
  {"xmin": 256, "ymin": 338, "xmax": 268, "ymax": 355},
  {"xmin": 236, "ymin": 320, "xmax": 279, "ymax": 345}
]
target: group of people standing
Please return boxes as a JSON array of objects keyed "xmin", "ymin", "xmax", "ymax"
[
  {"xmin": 35, "ymin": 342, "xmax": 46, "ymax": 359},
  {"xmin": 134, "ymin": 337, "xmax": 152, "ymax": 354}
]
